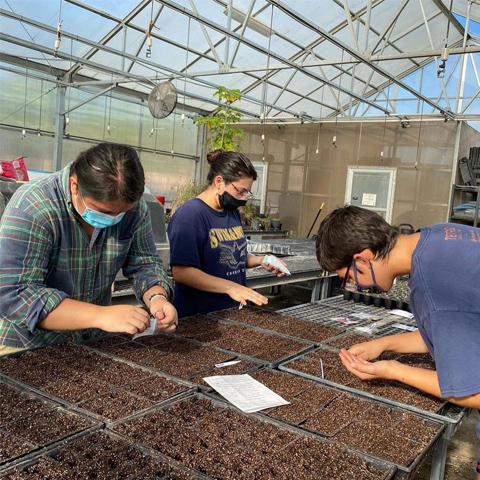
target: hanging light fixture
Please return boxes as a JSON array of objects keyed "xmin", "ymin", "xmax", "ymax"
[
  {"xmin": 438, "ymin": 0, "xmax": 453, "ymax": 78},
  {"xmin": 54, "ymin": 0, "xmax": 63, "ymax": 57},
  {"xmin": 333, "ymin": 49, "xmax": 345, "ymax": 149}
]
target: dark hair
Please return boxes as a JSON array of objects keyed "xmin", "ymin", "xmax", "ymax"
[
  {"xmin": 206, "ymin": 149, "xmax": 257, "ymax": 184},
  {"xmin": 315, "ymin": 205, "xmax": 399, "ymax": 272},
  {"xmin": 70, "ymin": 143, "xmax": 145, "ymax": 203}
]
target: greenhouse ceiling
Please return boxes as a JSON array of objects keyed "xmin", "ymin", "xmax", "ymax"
[{"xmin": 2, "ymin": 0, "xmax": 480, "ymax": 123}]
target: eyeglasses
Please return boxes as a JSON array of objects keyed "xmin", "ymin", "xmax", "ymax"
[
  {"xmin": 341, "ymin": 262, "xmax": 353, "ymax": 290},
  {"xmin": 230, "ymin": 182, "xmax": 253, "ymax": 199}
]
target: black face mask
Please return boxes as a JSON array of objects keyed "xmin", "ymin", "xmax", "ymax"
[{"xmin": 218, "ymin": 191, "xmax": 247, "ymax": 211}]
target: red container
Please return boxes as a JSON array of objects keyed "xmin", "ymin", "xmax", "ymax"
[{"xmin": 155, "ymin": 195, "xmax": 165, "ymax": 205}]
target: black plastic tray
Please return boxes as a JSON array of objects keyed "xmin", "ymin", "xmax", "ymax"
[
  {"xmin": 241, "ymin": 367, "xmax": 445, "ymax": 474},
  {"xmin": 154, "ymin": 312, "xmax": 316, "ymax": 368},
  {"xmin": 278, "ymin": 345, "xmax": 467, "ymax": 426},
  {"xmin": 0, "ymin": 379, "xmax": 103, "ymax": 474},
  {"xmin": 206, "ymin": 305, "xmax": 346, "ymax": 345},
  {"xmin": 109, "ymin": 390, "xmax": 396, "ymax": 480}
]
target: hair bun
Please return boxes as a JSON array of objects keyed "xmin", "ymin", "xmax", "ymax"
[{"xmin": 206, "ymin": 149, "xmax": 225, "ymax": 165}]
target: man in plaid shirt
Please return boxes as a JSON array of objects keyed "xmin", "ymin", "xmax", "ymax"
[{"xmin": 0, "ymin": 142, "xmax": 177, "ymax": 353}]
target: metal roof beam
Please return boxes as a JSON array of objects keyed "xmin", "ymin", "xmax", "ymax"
[
  {"xmin": 268, "ymin": 0, "xmax": 456, "ymax": 119},
  {"xmin": 2, "ymin": 8, "xmax": 320, "ymax": 118},
  {"xmin": 65, "ymin": 0, "xmax": 152, "ymax": 77},
  {"xmin": 155, "ymin": 0, "xmax": 389, "ymax": 113},
  {"xmin": 0, "ymin": 17, "xmax": 303, "ymax": 119}
]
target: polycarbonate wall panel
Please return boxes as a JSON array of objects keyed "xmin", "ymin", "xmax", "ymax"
[
  {"xmin": 140, "ymin": 109, "xmax": 199, "ymax": 156},
  {"xmin": 141, "ymin": 151, "xmax": 197, "ymax": 203},
  {"xmin": 241, "ymin": 120, "xmax": 479, "ymax": 236},
  {"xmin": 0, "ymin": 71, "xmax": 56, "ymax": 132},
  {"xmin": 0, "ymin": 129, "xmax": 55, "ymax": 172},
  {"xmin": 1, "ymin": 71, "xmax": 200, "ymax": 202}
]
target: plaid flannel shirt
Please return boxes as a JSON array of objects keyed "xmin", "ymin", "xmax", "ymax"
[{"xmin": 0, "ymin": 164, "xmax": 171, "ymax": 348}]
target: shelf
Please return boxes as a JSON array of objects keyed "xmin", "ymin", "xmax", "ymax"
[{"xmin": 449, "ymin": 184, "xmax": 480, "ymax": 225}]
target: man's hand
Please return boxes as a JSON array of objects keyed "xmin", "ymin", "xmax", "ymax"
[
  {"xmin": 226, "ymin": 284, "xmax": 268, "ymax": 307},
  {"xmin": 339, "ymin": 348, "xmax": 398, "ymax": 381},
  {"xmin": 97, "ymin": 305, "xmax": 151, "ymax": 335},
  {"xmin": 348, "ymin": 338, "xmax": 387, "ymax": 361},
  {"xmin": 150, "ymin": 297, "xmax": 178, "ymax": 333}
]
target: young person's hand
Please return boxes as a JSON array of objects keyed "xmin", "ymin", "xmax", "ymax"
[
  {"xmin": 226, "ymin": 284, "xmax": 268, "ymax": 307},
  {"xmin": 260, "ymin": 255, "xmax": 288, "ymax": 277},
  {"xmin": 347, "ymin": 338, "xmax": 387, "ymax": 361},
  {"xmin": 339, "ymin": 348, "xmax": 398, "ymax": 381},
  {"xmin": 150, "ymin": 297, "xmax": 178, "ymax": 333},
  {"xmin": 98, "ymin": 305, "xmax": 151, "ymax": 335}
]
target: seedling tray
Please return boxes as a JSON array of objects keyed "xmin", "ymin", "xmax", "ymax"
[
  {"xmin": 243, "ymin": 368, "xmax": 444, "ymax": 475},
  {"xmin": 0, "ymin": 342, "xmax": 194, "ymax": 411},
  {"xmin": 0, "ymin": 379, "xmax": 102, "ymax": 473},
  {"xmin": 158, "ymin": 312, "xmax": 316, "ymax": 368},
  {"xmin": 0, "ymin": 428, "xmax": 204, "ymax": 479},
  {"xmin": 206, "ymin": 305, "xmax": 346, "ymax": 345},
  {"xmin": 109, "ymin": 390, "xmax": 396, "ymax": 480},
  {"xmin": 279, "ymin": 345, "xmax": 466, "ymax": 426}
]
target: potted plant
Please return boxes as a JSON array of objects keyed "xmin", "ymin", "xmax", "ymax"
[
  {"xmin": 240, "ymin": 203, "xmax": 256, "ymax": 229},
  {"xmin": 252, "ymin": 217, "xmax": 263, "ymax": 231},
  {"xmin": 169, "ymin": 179, "xmax": 204, "ymax": 218},
  {"xmin": 270, "ymin": 218, "xmax": 281, "ymax": 230},
  {"xmin": 195, "ymin": 86, "xmax": 245, "ymax": 152}
]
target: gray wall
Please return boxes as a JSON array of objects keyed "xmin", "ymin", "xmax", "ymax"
[{"xmin": 240, "ymin": 120, "xmax": 480, "ymax": 237}]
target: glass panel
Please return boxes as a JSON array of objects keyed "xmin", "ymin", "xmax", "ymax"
[{"xmin": 141, "ymin": 151, "xmax": 197, "ymax": 207}]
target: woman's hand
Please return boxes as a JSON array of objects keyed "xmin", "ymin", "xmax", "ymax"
[
  {"xmin": 339, "ymin": 348, "xmax": 398, "ymax": 381},
  {"xmin": 150, "ymin": 297, "xmax": 178, "ymax": 333},
  {"xmin": 226, "ymin": 284, "xmax": 268, "ymax": 307},
  {"xmin": 261, "ymin": 255, "xmax": 288, "ymax": 277}
]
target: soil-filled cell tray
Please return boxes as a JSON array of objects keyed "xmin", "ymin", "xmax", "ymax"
[
  {"xmin": 85, "ymin": 336, "xmax": 168, "ymax": 364},
  {"xmin": 208, "ymin": 307, "xmax": 345, "ymax": 343},
  {"xmin": 324, "ymin": 332, "xmax": 377, "ymax": 350},
  {"xmin": 1, "ymin": 431, "xmax": 201, "ymax": 479},
  {"xmin": 0, "ymin": 381, "xmax": 99, "ymax": 467},
  {"xmin": 248, "ymin": 369, "xmax": 443, "ymax": 469},
  {"xmin": 188, "ymin": 359, "xmax": 259, "ymax": 387},
  {"xmin": 77, "ymin": 390, "xmax": 154, "ymax": 423},
  {"xmin": 159, "ymin": 323, "xmax": 313, "ymax": 368},
  {"xmin": 111, "ymin": 393, "xmax": 395, "ymax": 480},
  {"xmin": 280, "ymin": 347, "xmax": 446, "ymax": 418}
]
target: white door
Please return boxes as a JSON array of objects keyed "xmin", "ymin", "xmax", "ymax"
[
  {"xmin": 252, "ymin": 162, "xmax": 268, "ymax": 214},
  {"xmin": 345, "ymin": 167, "xmax": 397, "ymax": 223}
]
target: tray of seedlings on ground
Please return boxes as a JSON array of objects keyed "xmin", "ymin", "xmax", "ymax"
[
  {"xmin": 245, "ymin": 368, "xmax": 444, "ymax": 475},
  {"xmin": 342, "ymin": 279, "xmax": 411, "ymax": 310},
  {"xmin": 206, "ymin": 306, "xmax": 346, "ymax": 345},
  {"xmin": 0, "ymin": 429, "xmax": 203, "ymax": 479},
  {"xmin": 0, "ymin": 342, "xmax": 195, "ymax": 424},
  {"xmin": 278, "ymin": 344, "xmax": 466, "ymax": 426},
  {"xmin": 109, "ymin": 391, "xmax": 396, "ymax": 480},
  {"xmin": 166, "ymin": 312, "xmax": 316, "ymax": 368},
  {"xmin": 0, "ymin": 380, "xmax": 101, "ymax": 472}
]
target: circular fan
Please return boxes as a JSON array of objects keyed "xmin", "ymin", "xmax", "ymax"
[{"xmin": 148, "ymin": 81, "xmax": 178, "ymax": 119}]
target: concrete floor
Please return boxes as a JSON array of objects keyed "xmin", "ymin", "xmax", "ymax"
[{"xmin": 257, "ymin": 285, "xmax": 480, "ymax": 480}]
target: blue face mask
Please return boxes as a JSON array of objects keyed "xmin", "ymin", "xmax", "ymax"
[
  {"xmin": 350, "ymin": 259, "xmax": 386, "ymax": 294},
  {"xmin": 74, "ymin": 192, "xmax": 125, "ymax": 229}
]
